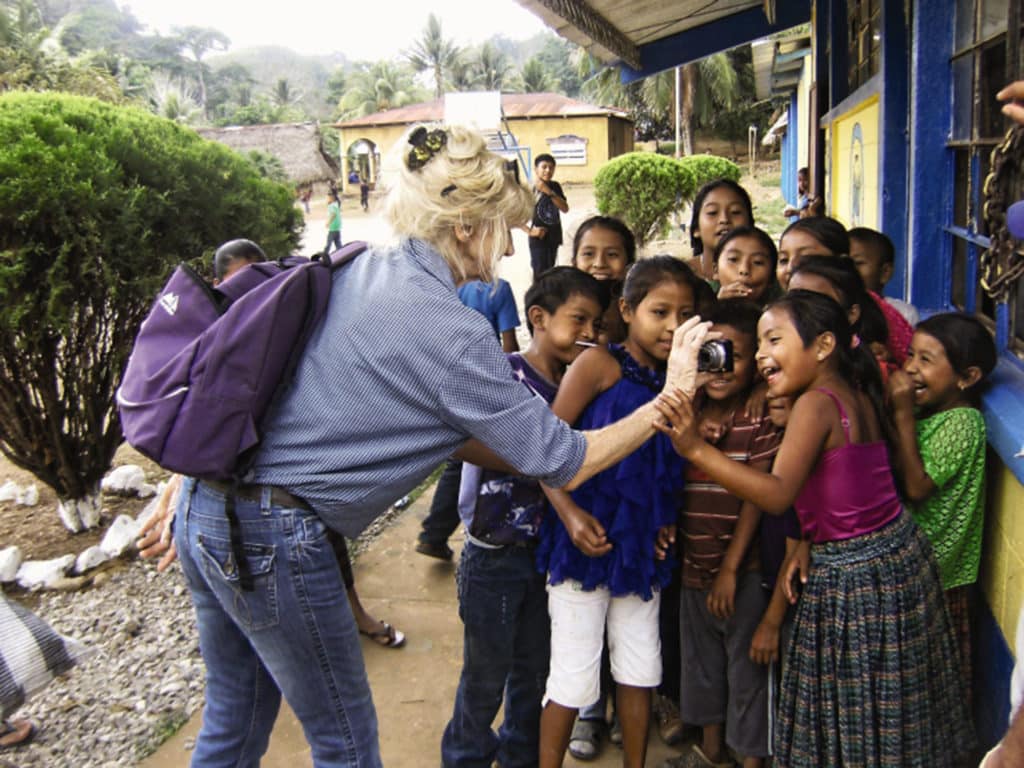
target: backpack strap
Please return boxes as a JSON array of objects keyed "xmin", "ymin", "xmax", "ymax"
[{"xmin": 326, "ymin": 240, "xmax": 367, "ymax": 269}]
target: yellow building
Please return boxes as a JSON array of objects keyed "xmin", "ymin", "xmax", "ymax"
[{"xmin": 334, "ymin": 92, "xmax": 634, "ymax": 189}]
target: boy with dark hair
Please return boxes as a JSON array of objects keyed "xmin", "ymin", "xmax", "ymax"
[
  {"xmin": 849, "ymin": 226, "xmax": 919, "ymax": 325},
  {"xmin": 782, "ymin": 167, "xmax": 809, "ymax": 221},
  {"xmin": 212, "ymin": 238, "xmax": 267, "ymax": 285},
  {"xmin": 665, "ymin": 299, "xmax": 782, "ymax": 768},
  {"xmin": 528, "ymin": 153, "xmax": 569, "ymax": 279},
  {"xmin": 441, "ymin": 266, "xmax": 606, "ymax": 768}
]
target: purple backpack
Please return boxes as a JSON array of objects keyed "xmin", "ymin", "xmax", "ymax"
[{"xmin": 117, "ymin": 242, "xmax": 366, "ymax": 480}]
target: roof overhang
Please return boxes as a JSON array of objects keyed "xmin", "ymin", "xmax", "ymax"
[{"xmin": 513, "ymin": 0, "xmax": 811, "ymax": 82}]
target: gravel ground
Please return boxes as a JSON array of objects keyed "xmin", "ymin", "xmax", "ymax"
[{"xmin": 4, "ymin": 504, "xmax": 408, "ymax": 768}]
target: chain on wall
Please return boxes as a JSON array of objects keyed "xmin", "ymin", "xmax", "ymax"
[{"xmin": 982, "ymin": 124, "xmax": 1024, "ymax": 302}]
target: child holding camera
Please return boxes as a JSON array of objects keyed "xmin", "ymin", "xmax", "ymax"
[{"xmin": 668, "ymin": 300, "xmax": 781, "ymax": 768}]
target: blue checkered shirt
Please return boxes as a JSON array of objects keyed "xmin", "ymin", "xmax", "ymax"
[{"xmin": 250, "ymin": 238, "xmax": 586, "ymax": 537}]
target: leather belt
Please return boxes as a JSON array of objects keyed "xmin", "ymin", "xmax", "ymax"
[{"xmin": 201, "ymin": 479, "xmax": 312, "ymax": 511}]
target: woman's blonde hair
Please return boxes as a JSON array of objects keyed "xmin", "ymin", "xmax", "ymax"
[{"xmin": 383, "ymin": 124, "xmax": 533, "ymax": 283}]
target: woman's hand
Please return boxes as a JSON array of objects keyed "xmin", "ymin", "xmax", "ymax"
[
  {"xmin": 136, "ymin": 474, "xmax": 182, "ymax": 572},
  {"xmin": 654, "ymin": 524, "xmax": 676, "ymax": 560},
  {"xmin": 749, "ymin": 617, "xmax": 781, "ymax": 665},
  {"xmin": 558, "ymin": 502, "xmax": 612, "ymax": 558},
  {"xmin": 664, "ymin": 316, "xmax": 714, "ymax": 399},
  {"xmin": 782, "ymin": 541, "xmax": 811, "ymax": 604},
  {"xmin": 707, "ymin": 566, "xmax": 737, "ymax": 619},
  {"xmin": 652, "ymin": 389, "xmax": 703, "ymax": 458}
]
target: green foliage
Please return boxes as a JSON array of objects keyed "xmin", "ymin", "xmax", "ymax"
[
  {"xmin": 246, "ymin": 149, "xmax": 288, "ymax": 184},
  {"xmin": 0, "ymin": 92, "xmax": 302, "ymax": 503},
  {"xmin": 520, "ymin": 57, "xmax": 553, "ymax": 93},
  {"xmin": 405, "ymin": 13, "xmax": 461, "ymax": 100},
  {"xmin": 594, "ymin": 152, "xmax": 696, "ymax": 246},
  {"xmin": 339, "ymin": 61, "xmax": 424, "ymax": 118},
  {"xmin": 678, "ymin": 154, "xmax": 741, "ymax": 191}
]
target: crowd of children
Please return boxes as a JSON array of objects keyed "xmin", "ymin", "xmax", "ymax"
[{"xmin": 432, "ymin": 175, "xmax": 997, "ymax": 768}]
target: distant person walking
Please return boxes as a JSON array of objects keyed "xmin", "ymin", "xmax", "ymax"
[
  {"xmin": 360, "ymin": 174, "xmax": 370, "ymax": 212},
  {"xmin": 326, "ymin": 192, "xmax": 342, "ymax": 253}
]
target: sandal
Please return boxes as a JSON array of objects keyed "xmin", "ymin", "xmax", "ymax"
[
  {"xmin": 359, "ymin": 621, "xmax": 406, "ymax": 649},
  {"xmin": 0, "ymin": 719, "xmax": 34, "ymax": 750},
  {"xmin": 568, "ymin": 717, "xmax": 604, "ymax": 761},
  {"xmin": 657, "ymin": 744, "xmax": 736, "ymax": 768}
]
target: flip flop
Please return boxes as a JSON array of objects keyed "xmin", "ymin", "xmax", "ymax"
[
  {"xmin": 359, "ymin": 621, "xmax": 406, "ymax": 649},
  {"xmin": 0, "ymin": 719, "xmax": 34, "ymax": 750}
]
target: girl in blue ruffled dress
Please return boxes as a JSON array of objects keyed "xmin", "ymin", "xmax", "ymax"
[{"xmin": 538, "ymin": 256, "xmax": 701, "ymax": 768}]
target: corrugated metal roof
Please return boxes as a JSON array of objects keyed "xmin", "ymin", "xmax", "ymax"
[{"xmin": 335, "ymin": 92, "xmax": 629, "ymax": 128}]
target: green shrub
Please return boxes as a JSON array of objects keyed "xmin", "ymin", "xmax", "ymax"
[
  {"xmin": 679, "ymin": 154, "xmax": 741, "ymax": 192},
  {"xmin": 0, "ymin": 92, "xmax": 303, "ymax": 529},
  {"xmin": 594, "ymin": 152, "xmax": 695, "ymax": 246}
]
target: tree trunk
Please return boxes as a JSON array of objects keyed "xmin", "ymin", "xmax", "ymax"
[
  {"xmin": 680, "ymin": 63, "xmax": 696, "ymax": 157},
  {"xmin": 57, "ymin": 485, "xmax": 102, "ymax": 533}
]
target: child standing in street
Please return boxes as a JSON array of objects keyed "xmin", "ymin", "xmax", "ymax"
[
  {"xmin": 325, "ymin": 192, "xmax": 342, "ymax": 254},
  {"xmin": 888, "ymin": 313, "xmax": 997, "ymax": 708},
  {"xmin": 537, "ymin": 257, "xmax": 702, "ymax": 768},
  {"xmin": 668, "ymin": 300, "xmax": 782, "ymax": 768},
  {"xmin": 440, "ymin": 267, "xmax": 606, "ymax": 768},
  {"xmin": 656, "ymin": 290, "xmax": 972, "ymax": 767},
  {"xmin": 528, "ymin": 154, "xmax": 569, "ymax": 279}
]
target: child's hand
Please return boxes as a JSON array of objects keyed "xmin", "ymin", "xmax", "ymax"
[
  {"xmin": 529, "ymin": 225, "xmax": 548, "ymax": 239},
  {"xmin": 561, "ymin": 504, "xmax": 612, "ymax": 558},
  {"xmin": 652, "ymin": 390, "xmax": 703, "ymax": 457},
  {"xmin": 782, "ymin": 543, "xmax": 810, "ymax": 604},
  {"xmin": 749, "ymin": 617, "xmax": 781, "ymax": 665},
  {"xmin": 654, "ymin": 524, "xmax": 676, "ymax": 560},
  {"xmin": 887, "ymin": 369, "xmax": 916, "ymax": 414},
  {"xmin": 707, "ymin": 566, "xmax": 737, "ymax": 619},
  {"xmin": 743, "ymin": 381, "xmax": 768, "ymax": 419},
  {"xmin": 717, "ymin": 281, "xmax": 754, "ymax": 300}
]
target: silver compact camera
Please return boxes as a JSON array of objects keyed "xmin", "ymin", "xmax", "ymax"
[{"xmin": 697, "ymin": 339, "xmax": 734, "ymax": 372}]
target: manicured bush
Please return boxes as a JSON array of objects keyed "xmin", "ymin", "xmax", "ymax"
[
  {"xmin": 0, "ymin": 92, "xmax": 303, "ymax": 530},
  {"xmin": 594, "ymin": 152, "xmax": 696, "ymax": 246},
  {"xmin": 679, "ymin": 154, "xmax": 742, "ymax": 191}
]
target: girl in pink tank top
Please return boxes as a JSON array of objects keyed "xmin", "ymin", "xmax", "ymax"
[{"xmin": 656, "ymin": 290, "xmax": 972, "ymax": 767}]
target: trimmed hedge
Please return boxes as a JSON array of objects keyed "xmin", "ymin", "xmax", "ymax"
[
  {"xmin": 0, "ymin": 92, "xmax": 302, "ymax": 510},
  {"xmin": 679, "ymin": 154, "xmax": 742, "ymax": 191},
  {"xmin": 594, "ymin": 152, "xmax": 695, "ymax": 246}
]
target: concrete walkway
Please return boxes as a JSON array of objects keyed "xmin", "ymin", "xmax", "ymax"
[{"xmin": 141, "ymin": 486, "xmax": 687, "ymax": 767}]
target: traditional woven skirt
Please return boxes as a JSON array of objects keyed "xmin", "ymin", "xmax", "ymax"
[{"xmin": 774, "ymin": 513, "xmax": 974, "ymax": 767}]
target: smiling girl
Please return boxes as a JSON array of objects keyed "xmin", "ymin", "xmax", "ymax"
[
  {"xmin": 688, "ymin": 179, "xmax": 754, "ymax": 285},
  {"xmin": 888, "ymin": 312, "xmax": 997, "ymax": 709},
  {"xmin": 538, "ymin": 256, "xmax": 703, "ymax": 768},
  {"xmin": 656, "ymin": 290, "xmax": 972, "ymax": 767}
]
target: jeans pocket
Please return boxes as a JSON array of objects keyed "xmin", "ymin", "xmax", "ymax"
[{"xmin": 196, "ymin": 533, "xmax": 279, "ymax": 631}]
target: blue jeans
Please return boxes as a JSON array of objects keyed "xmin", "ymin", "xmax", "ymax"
[
  {"xmin": 325, "ymin": 230, "xmax": 342, "ymax": 254},
  {"xmin": 441, "ymin": 541, "xmax": 549, "ymax": 768},
  {"xmin": 175, "ymin": 479, "xmax": 381, "ymax": 768}
]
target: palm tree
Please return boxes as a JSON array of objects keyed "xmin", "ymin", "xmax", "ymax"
[
  {"xmin": 472, "ymin": 42, "xmax": 512, "ymax": 91},
  {"xmin": 677, "ymin": 53, "xmax": 740, "ymax": 155},
  {"xmin": 339, "ymin": 61, "xmax": 422, "ymax": 118},
  {"xmin": 446, "ymin": 57, "xmax": 476, "ymax": 92},
  {"xmin": 405, "ymin": 13, "xmax": 460, "ymax": 100},
  {"xmin": 172, "ymin": 25, "xmax": 230, "ymax": 113},
  {"xmin": 520, "ymin": 57, "xmax": 553, "ymax": 93},
  {"xmin": 271, "ymin": 77, "xmax": 302, "ymax": 108}
]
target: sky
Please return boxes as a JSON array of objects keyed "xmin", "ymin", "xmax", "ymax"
[{"xmin": 122, "ymin": 0, "xmax": 553, "ymax": 61}]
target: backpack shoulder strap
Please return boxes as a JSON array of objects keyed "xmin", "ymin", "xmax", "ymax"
[{"xmin": 327, "ymin": 241, "xmax": 367, "ymax": 269}]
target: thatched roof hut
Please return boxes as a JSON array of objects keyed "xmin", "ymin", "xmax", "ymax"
[{"xmin": 196, "ymin": 122, "xmax": 339, "ymax": 185}]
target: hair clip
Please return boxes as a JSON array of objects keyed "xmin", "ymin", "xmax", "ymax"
[
  {"xmin": 407, "ymin": 127, "xmax": 447, "ymax": 171},
  {"xmin": 505, "ymin": 159, "xmax": 521, "ymax": 185},
  {"xmin": 440, "ymin": 184, "xmax": 457, "ymax": 197}
]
